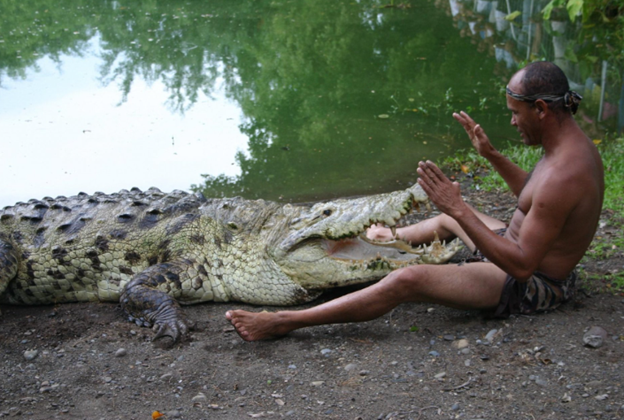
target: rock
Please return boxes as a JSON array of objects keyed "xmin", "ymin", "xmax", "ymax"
[
  {"xmin": 428, "ymin": 351, "xmax": 440, "ymax": 357},
  {"xmin": 434, "ymin": 372, "xmax": 446, "ymax": 380},
  {"xmin": 583, "ymin": 326, "xmax": 608, "ymax": 348},
  {"xmin": 595, "ymin": 394, "xmax": 609, "ymax": 401},
  {"xmin": 23, "ymin": 350, "xmax": 38, "ymax": 361},
  {"xmin": 320, "ymin": 348, "xmax": 332, "ymax": 356},
  {"xmin": 452, "ymin": 339, "xmax": 469, "ymax": 349},
  {"xmin": 443, "ymin": 334, "xmax": 455, "ymax": 341},
  {"xmin": 484, "ymin": 329, "xmax": 501, "ymax": 344},
  {"xmin": 344, "ymin": 363, "xmax": 358, "ymax": 372},
  {"xmin": 535, "ymin": 378, "xmax": 548, "ymax": 387},
  {"xmin": 114, "ymin": 348, "xmax": 127, "ymax": 357},
  {"xmin": 311, "ymin": 381, "xmax": 325, "ymax": 386},
  {"xmin": 561, "ymin": 392, "xmax": 572, "ymax": 403},
  {"xmin": 192, "ymin": 392, "xmax": 207, "ymax": 403}
]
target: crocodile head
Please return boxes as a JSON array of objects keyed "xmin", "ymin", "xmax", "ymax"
[{"xmin": 212, "ymin": 183, "xmax": 462, "ymax": 292}]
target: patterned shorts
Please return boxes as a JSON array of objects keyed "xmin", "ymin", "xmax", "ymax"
[{"xmin": 470, "ymin": 228, "xmax": 577, "ymax": 317}]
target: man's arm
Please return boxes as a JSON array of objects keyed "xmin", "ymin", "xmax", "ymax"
[
  {"xmin": 417, "ymin": 161, "xmax": 573, "ymax": 281},
  {"xmin": 453, "ymin": 111, "xmax": 528, "ymax": 197}
]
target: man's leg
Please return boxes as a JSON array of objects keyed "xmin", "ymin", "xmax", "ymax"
[
  {"xmin": 226, "ymin": 262, "xmax": 507, "ymax": 341},
  {"xmin": 367, "ymin": 204, "xmax": 506, "ymax": 252}
]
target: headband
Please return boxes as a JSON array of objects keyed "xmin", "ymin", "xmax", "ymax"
[{"xmin": 506, "ymin": 86, "xmax": 582, "ymax": 114}]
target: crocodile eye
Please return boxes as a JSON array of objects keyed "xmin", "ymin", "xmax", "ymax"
[
  {"xmin": 227, "ymin": 222, "xmax": 239, "ymax": 230},
  {"xmin": 323, "ymin": 209, "xmax": 332, "ymax": 216}
]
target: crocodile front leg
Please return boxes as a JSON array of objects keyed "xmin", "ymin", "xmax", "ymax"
[
  {"xmin": 0, "ymin": 237, "xmax": 19, "ymax": 299},
  {"xmin": 120, "ymin": 262, "xmax": 193, "ymax": 343}
]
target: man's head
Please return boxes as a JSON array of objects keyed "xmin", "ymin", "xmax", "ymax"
[
  {"xmin": 506, "ymin": 61, "xmax": 582, "ymax": 144},
  {"xmin": 508, "ymin": 61, "xmax": 581, "ymax": 115}
]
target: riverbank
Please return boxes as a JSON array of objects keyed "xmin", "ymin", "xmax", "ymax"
[{"xmin": 1, "ymin": 182, "xmax": 622, "ymax": 420}]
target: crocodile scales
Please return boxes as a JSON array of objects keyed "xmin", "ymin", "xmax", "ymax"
[{"xmin": 0, "ymin": 185, "xmax": 461, "ymax": 341}]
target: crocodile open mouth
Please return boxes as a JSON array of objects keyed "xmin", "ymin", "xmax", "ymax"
[{"xmin": 322, "ymin": 231, "xmax": 458, "ymax": 263}]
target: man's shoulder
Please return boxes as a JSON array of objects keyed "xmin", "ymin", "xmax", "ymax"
[{"xmin": 531, "ymin": 144, "xmax": 602, "ymax": 200}]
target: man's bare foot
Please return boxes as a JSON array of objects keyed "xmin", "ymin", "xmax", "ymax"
[{"xmin": 225, "ymin": 310, "xmax": 294, "ymax": 341}]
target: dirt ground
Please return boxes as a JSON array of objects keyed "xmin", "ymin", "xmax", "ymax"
[{"xmin": 1, "ymin": 186, "xmax": 623, "ymax": 420}]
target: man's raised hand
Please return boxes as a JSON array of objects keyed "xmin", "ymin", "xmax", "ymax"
[
  {"xmin": 452, "ymin": 111, "xmax": 494, "ymax": 157},
  {"xmin": 416, "ymin": 160, "xmax": 467, "ymax": 219}
]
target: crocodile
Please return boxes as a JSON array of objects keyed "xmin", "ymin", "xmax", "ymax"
[{"xmin": 0, "ymin": 185, "xmax": 461, "ymax": 342}]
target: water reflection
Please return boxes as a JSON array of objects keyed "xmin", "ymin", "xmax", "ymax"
[
  {"xmin": 0, "ymin": 0, "xmax": 620, "ymax": 206},
  {"xmin": 0, "ymin": 37, "xmax": 248, "ymax": 206}
]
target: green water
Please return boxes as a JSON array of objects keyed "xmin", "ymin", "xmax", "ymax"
[{"xmin": 0, "ymin": 0, "xmax": 620, "ymax": 205}]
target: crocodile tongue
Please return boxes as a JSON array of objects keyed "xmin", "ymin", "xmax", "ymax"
[{"xmin": 322, "ymin": 237, "xmax": 418, "ymax": 262}]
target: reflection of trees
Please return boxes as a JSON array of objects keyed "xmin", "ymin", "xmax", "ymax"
[
  {"xmin": 3, "ymin": 0, "xmax": 617, "ymax": 200},
  {"xmin": 435, "ymin": 0, "xmax": 623, "ymax": 134},
  {"xmin": 0, "ymin": 1, "xmax": 94, "ymax": 84},
  {"xmin": 2, "ymin": 0, "xmax": 515, "ymax": 201}
]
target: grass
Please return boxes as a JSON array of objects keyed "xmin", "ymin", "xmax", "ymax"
[{"xmin": 443, "ymin": 136, "xmax": 624, "ymax": 292}]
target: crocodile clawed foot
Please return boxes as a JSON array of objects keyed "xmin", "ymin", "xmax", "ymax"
[{"xmin": 152, "ymin": 317, "xmax": 194, "ymax": 347}]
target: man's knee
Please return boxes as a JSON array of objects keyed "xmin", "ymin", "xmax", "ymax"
[{"xmin": 381, "ymin": 265, "xmax": 435, "ymax": 300}]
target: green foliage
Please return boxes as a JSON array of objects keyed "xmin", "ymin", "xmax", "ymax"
[
  {"xmin": 541, "ymin": 0, "xmax": 624, "ymax": 72},
  {"xmin": 443, "ymin": 143, "xmax": 544, "ymax": 191}
]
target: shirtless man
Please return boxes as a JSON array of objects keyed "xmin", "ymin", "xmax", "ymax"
[{"xmin": 226, "ymin": 61, "xmax": 604, "ymax": 341}]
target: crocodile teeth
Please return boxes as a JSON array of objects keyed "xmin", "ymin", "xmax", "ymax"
[{"xmin": 390, "ymin": 225, "xmax": 397, "ymax": 238}]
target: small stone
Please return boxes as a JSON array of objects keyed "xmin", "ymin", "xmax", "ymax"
[
  {"xmin": 288, "ymin": 364, "xmax": 297, "ymax": 370},
  {"xmin": 452, "ymin": 339, "xmax": 469, "ymax": 349},
  {"xmin": 562, "ymin": 393, "xmax": 572, "ymax": 403},
  {"xmin": 583, "ymin": 326, "xmax": 608, "ymax": 348},
  {"xmin": 359, "ymin": 370, "xmax": 370, "ymax": 376},
  {"xmin": 595, "ymin": 394, "xmax": 609, "ymax": 401},
  {"xmin": 464, "ymin": 359, "xmax": 471, "ymax": 367},
  {"xmin": 443, "ymin": 334, "xmax": 455, "ymax": 341},
  {"xmin": 344, "ymin": 363, "xmax": 358, "ymax": 372},
  {"xmin": 192, "ymin": 392, "xmax": 207, "ymax": 403},
  {"xmin": 535, "ymin": 378, "xmax": 548, "ymax": 387},
  {"xmin": 460, "ymin": 348, "xmax": 471, "ymax": 355},
  {"xmin": 451, "ymin": 403, "xmax": 460, "ymax": 411},
  {"xmin": 428, "ymin": 351, "xmax": 440, "ymax": 357},
  {"xmin": 165, "ymin": 409, "xmax": 182, "ymax": 418},
  {"xmin": 484, "ymin": 329, "xmax": 499, "ymax": 344},
  {"xmin": 434, "ymin": 372, "xmax": 446, "ymax": 380},
  {"xmin": 23, "ymin": 350, "xmax": 39, "ymax": 361},
  {"xmin": 114, "ymin": 348, "xmax": 127, "ymax": 357},
  {"xmin": 160, "ymin": 373, "xmax": 173, "ymax": 381},
  {"xmin": 320, "ymin": 348, "xmax": 332, "ymax": 356},
  {"xmin": 311, "ymin": 381, "xmax": 325, "ymax": 387}
]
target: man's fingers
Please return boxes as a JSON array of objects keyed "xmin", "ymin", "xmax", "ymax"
[{"xmin": 419, "ymin": 161, "xmax": 447, "ymax": 184}]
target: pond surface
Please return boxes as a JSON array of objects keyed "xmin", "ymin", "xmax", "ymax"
[{"xmin": 1, "ymin": 0, "xmax": 621, "ymax": 206}]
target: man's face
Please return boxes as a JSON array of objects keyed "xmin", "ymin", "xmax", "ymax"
[{"xmin": 506, "ymin": 74, "xmax": 541, "ymax": 145}]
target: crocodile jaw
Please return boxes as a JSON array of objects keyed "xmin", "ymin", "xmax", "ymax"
[
  {"xmin": 275, "ymin": 184, "xmax": 462, "ymax": 289},
  {"xmin": 279, "ymin": 235, "xmax": 461, "ymax": 289}
]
